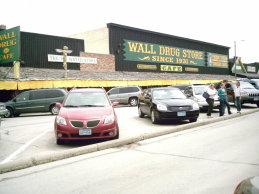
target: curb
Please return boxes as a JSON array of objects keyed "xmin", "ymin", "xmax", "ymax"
[{"xmin": 0, "ymin": 108, "xmax": 258, "ymax": 174}]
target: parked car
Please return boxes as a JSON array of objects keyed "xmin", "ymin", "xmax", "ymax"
[
  {"xmin": 183, "ymin": 85, "xmax": 220, "ymax": 110},
  {"xmin": 169, "ymin": 84, "xmax": 191, "ymax": 92},
  {"xmin": 138, "ymin": 87, "xmax": 200, "ymax": 124},
  {"xmin": 234, "ymin": 175, "xmax": 259, "ymax": 194},
  {"xmin": 4, "ymin": 88, "xmax": 67, "ymax": 117},
  {"xmin": 250, "ymin": 79, "xmax": 259, "ymax": 90},
  {"xmin": 54, "ymin": 88, "xmax": 119, "ymax": 144},
  {"xmin": 107, "ymin": 86, "xmax": 141, "ymax": 106},
  {"xmin": 225, "ymin": 81, "xmax": 259, "ymax": 107},
  {"xmin": 0, "ymin": 102, "xmax": 8, "ymax": 117}
]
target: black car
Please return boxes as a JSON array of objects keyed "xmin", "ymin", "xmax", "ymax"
[{"xmin": 138, "ymin": 87, "xmax": 200, "ymax": 124}]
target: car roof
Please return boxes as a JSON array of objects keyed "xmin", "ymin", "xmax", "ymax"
[
  {"xmin": 69, "ymin": 88, "xmax": 106, "ymax": 93},
  {"xmin": 152, "ymin": 87, "xmax": 180, "ymax": 90}
]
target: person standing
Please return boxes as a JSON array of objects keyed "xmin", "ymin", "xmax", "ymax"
[
  {"xmin": 234, "ymin": 81, "xmax": 242, "ymax": 113},
  {"xmin": 218, "ymin": 83, "xmax": 228, "ymax": 116},
  {"xmin": 222, "ymin": 79, "xmax": 232, "ymax": 115},
  {"xmin": 206, "ymin": 84, "xmax": 217, "ymax": 118}
]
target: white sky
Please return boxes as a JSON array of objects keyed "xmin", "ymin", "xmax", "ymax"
[{"xmin": 2, "ymin": 0, "xmax": 258, "ymax": 63}]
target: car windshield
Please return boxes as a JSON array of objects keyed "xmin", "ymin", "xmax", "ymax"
[
  {"xmin": 153, "ymin": 89, "xmax": 186, "ymax": 100},
  {"xmin": 63, "ymin": 92, "xmax": 110, "ymax": 107},
  {"xmin": 193, "ymin": 86, "xmax": 207, "ymax": 95}
]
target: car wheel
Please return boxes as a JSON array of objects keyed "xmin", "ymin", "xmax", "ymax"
[
  {"xmin": 151, "ymin": 109, "xmax": 160, "ymax": 124},
  {"xmin": 4, "ymin": 107, "xmax": 13, "ymax": 118},
  {"xmin": 257, "ymin": 102, "xmax": 259, "ymax": 108},
  {"xmin": 189, "ymin": 118, "xmax": 198, "ymax": 122},
  {"xmin": 138, "ymin": 106, "xmax": 144, "ymax": 118},
  {"xmin": 50, "ymin": 105, "xmax": 59, "ymax": 115},
  {"xmin": 129, "ymin": 97, "xmax": 138, "ymax": 106}
]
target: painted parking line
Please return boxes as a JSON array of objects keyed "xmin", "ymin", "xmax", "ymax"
[{"xmin": 1, "ymin": 129, "xmax": 50, "ymax": 164}]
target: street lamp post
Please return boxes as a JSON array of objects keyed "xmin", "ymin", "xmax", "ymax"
[{"xmin": 233, "ymin": 40, "xmax": 245, "ymax": 78}]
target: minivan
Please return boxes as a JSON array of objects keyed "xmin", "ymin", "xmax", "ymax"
[
  {"xmin": 4, "ymin": 88, "xmax": 67, "ymax": 117},
  {"xmin": 107, "ymin": 86, "xmax": 142, "ymax": 106}
]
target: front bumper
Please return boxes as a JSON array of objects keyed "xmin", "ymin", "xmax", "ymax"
[
  {"xmin": 55, "ymin": 122, "xmax": 119, "ymax": 140},
  {"xmin": 158, "ymin": 110, "xmax": 200, "ymax": 120}
]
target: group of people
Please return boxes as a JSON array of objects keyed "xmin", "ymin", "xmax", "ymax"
[{"xmin": 205, "ymin": 80, "xmax": 242, "ymax": 118}]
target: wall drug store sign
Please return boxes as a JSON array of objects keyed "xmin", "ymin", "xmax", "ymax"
[
  {"xmin": 123, "ymin": 39, "xmax": 205, "ymax": 67},
  {"xmin": 123, "ymin": 39, "xmax": 229, "ymax": 72},
  {"xmin": 0, "ymin": 26, "xmax": 20, "ymax": 64}
]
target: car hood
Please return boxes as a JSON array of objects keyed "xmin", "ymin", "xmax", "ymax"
[
  {"xmin": 58, "ymin": 106, "xmax": 114, "ymax": 120},
  {"xmin": 242, "ymin": 89, "xmax": 259, "ymax": 94},
  {"xmin": 153, "ymin": 99, "xmax": 194, "ymax": 106}
]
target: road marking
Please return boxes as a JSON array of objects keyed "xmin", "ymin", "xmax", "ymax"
[{"xmin": 1, "ymin": 129, "xmax": 50, "ymax": 164}]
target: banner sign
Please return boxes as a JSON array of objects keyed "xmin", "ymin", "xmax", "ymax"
[
  {"xmin": 123, "ymin": 39, "xmax": 205, "ymax": 66},
  {"xmin": 0, "ymin": 26, "xmax": 20, "ymax": 64},
  {"xmin": 48, "ymin": 54, "xmax": 97, "ymax": 64},
  {"xmin": 207, "ymin": 52, "xmax": 228, "ymax": 68}
]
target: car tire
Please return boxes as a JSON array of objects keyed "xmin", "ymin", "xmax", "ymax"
[
  {"xmin": 129, "ymin": 97, "xmax": 138, "ymax": 106},
  {"xmin": 151, "ymin": 109, "xmax": 160, "ymax": 124},
  {"xmin": 189, "ymin": 118, "xmax": 198, "ymax": 122},
  {"xmin": 50, "ymin": 105, "xmax": 59, "ymax": 115},
  {"xmin": 4, "ymin": 107, "xmax": 14, "ymax": 118},
  {"xmin": 138, "ymin": 106, "xmax": 144, "ymax": 118},
  {"xmin": 257, "ymin": 102, "xmax": 259, "ymax": 108}
]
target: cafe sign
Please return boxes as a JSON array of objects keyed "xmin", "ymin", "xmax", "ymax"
[
  {"xmin": 0, "ymin": 26, "xmax": 20, "ymax": 64},
  {"xmin": 123, "ymin": 39, "xmax": 205, "ymax": 66}
]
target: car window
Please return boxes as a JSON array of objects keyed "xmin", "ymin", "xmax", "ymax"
[
  {"xmin": 153, "ymin": 89, "xmax": 186, "ymax": 100},
  {"xmin": 64, "ymin": 92, "xmax": 110, "ymax": 107},
  {"xmin": 30, "ymin": 90, "xmax": 46, "ymax": 100},
  {"xmin": 47, "ymin": 90, "xmax": 65, "ymax": 98},
  {"xmin": 15, "ymin": 91, "xmax": 30, "ymax": 102},
  {"xmin": 108, "ymin": 88, "xmax": 119, "ymax": 95}
]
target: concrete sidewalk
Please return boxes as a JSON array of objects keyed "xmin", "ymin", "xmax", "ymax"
[{"xmin": 0, "ymin": 107, "xmax": 258, "ymax": 174}]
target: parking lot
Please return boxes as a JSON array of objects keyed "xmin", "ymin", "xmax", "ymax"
[{"xmin": 0, "ymin": 103, "xmax": 258, "ymax": 165}]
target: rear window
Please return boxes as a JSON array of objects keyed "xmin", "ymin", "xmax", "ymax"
[{"xmin": 46, "ymin": 90, "xmax": 65, "ymax": 98}]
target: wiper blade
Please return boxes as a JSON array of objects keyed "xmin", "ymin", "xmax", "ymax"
[
  {"xmin": 79, "ymin": 105, "xmax": 105, "ymax": 107},
  {"xmin": 64, "ymin": 105, "xmax": 79, "ymax": 107}
]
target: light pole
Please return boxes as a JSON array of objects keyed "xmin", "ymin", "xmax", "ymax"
[{"xmin": 234, "ymin": 40, "xmax": 245, "ymax": 78}]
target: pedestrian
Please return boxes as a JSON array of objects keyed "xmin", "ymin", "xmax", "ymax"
[
  {"xmin": 218, "ymin": 83, "xmax": 228, "ymax": 116},
  {"xmin": 234, "ymin": 81, "xmax": 242, "ymax": 113},
  {"xmin": 206, "ymin": 84, "xmax": 217, "ymax": 118},
  {"xmin": 222, "ymin": 79, "xmax": 232, "ymax": 115}
]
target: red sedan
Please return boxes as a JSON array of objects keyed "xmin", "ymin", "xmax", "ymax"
[{"xmin": 54, "ymin": 88, "xmax": 119, "ymax": 144}]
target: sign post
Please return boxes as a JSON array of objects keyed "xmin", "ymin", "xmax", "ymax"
[{"xmin": 55, "ymin": 46, "xmax": 72, "ymax": 78}]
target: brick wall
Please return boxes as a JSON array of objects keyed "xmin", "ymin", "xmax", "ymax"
[{"xmin": 80, "ymin": 52, "xmax": 115, "ymax": 72}]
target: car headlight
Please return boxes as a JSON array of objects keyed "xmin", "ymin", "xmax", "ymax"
[
  {"xmin": 192, "ymin": 103, "xmax": 199, "ymax": 110},
  {"xmin": 104, "ymin": 115, "xmax": 115, "ymax": 124},
  {"xmin": 157, "ymin": 104, "xmax": 167, "ymax": 111},
  {"xmin": 56, "ymin": 116, "xmax": 67, "ymax": 125}
]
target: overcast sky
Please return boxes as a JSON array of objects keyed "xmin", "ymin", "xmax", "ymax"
[{"xmin": 2, "ymin": 0, "xmax": 258, "ymax": 63}]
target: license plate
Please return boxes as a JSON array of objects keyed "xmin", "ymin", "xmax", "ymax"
[
  {"xmin": 79, "ymin": 129, "xmax": 92, "ymax": 136},
  {"xmin": 177, "ymin": 111, "xmax": 186, "ymax": 116},
  {"xmin": 254, "ymin": 97, "xmax": 259, "ymax": 101}
]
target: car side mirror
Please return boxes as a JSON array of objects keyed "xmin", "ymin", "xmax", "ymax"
[
  {"xmin": 55, "ymin": 103, "xmax": 62, "ymax": 109},
  {"xmin": 186, "ymin": 94, "xmax": 192, "ymax": 97},
  {"xmin": 112, "ymin": 102, "xmax": 119, "ymax": 107}
]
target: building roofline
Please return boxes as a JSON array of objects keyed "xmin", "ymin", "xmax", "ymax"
[{"xmin": 107, "ymin": 23, "xmax": 230, "ymax": 49}]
